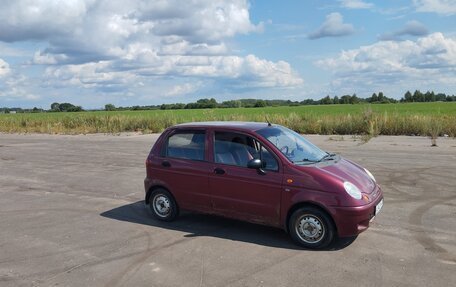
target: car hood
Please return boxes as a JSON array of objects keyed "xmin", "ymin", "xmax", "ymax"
[
  {"xmin": 293, "ymin": 156, "xmax": 376, "ymax": 194},
  {"xmin": 319, "ymin": 157, "xmax": 376, "ymax": 194}
]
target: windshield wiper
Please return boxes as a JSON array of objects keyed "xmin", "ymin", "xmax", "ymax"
[
  {"xmin": 319, "ymin": 152, "xmax": 336, "ymax": 162},
  {"xmin": 293, "ymin": 158, "xmax": 319, "ymax": 164}
]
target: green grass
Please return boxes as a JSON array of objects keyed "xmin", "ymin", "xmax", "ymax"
[{"xmin": 1, "ymin": 102, "xmax": 455, "ymax": 136}]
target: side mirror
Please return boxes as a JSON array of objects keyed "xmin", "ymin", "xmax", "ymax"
[
  {"xmin": 247, "ymin": 158, "xmax": 262, "ymax": 169},
  {"xmin": 247, "ymin": 159, "xmax": 266, "ymax": 175}
]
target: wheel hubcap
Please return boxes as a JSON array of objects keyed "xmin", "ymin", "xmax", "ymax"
[
  {"xmin": 153, "ymin": 195, "xmax": 171, "ymax": 217},
  {"xmin": 296, "ymin": 214, "xmax": 325, "ymax": 244}
]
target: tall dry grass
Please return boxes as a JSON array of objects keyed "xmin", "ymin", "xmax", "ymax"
[{"xmin": 0, "ymin": 108, "xmax": 455, "ymax": 137}]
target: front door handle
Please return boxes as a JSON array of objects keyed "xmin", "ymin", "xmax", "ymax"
[
  {"xmin": 162, "ymin": 161, "xmax": 171, "ymax": 167},
  {"xmin": 214, "ymin": 167, "xmax": 225, "ymax": 175}
]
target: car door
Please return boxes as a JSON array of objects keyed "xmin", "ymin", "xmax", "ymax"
[
  {"xmin": 208, "ymin": 130, "xmax": 283, "ymax": 226},
  {"xmin": 153, "ymin": 129, "xmax": 212, "ymax": 213}
]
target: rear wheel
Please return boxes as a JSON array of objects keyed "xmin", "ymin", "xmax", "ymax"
[
  {"xmin": 149, "ymin": 188, "xmax": 178, "ymax": 221},
  {"xmin": 289, "ymin": 207, "xmax": 335, "ymax": 249}
]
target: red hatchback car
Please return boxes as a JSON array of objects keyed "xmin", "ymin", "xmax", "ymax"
[{"xmin": 144, "ymin": 122, "xmax": 383, "ymax": 249}]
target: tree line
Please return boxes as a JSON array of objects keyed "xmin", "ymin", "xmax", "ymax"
[
  {"xmin": 132, "ymin": 90, "xmax": 455, "ymax": 111},
  {"xmin": 0, "ymin": 102, "xmax": 83, "ymax": 113},
  {"xmin": 1, "ymin": 90, "xmax": 454, "ymax": 113}
]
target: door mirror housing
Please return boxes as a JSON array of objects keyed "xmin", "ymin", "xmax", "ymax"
[
  {"xmin": 247, "ymin": 158, "xmax": 262, "ymax": 169},
  {"xmin": 247, "ymin": 159, "xmax": 266, "ymax": 175}
]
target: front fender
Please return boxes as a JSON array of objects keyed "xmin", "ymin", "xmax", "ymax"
[{"xmin": 281, "ymin": 188, "xmax": 341, "ymax": 228}]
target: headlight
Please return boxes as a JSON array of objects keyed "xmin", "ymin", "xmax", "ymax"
[
  {"xmin": 344, "ymin": 181, "xmax": 362, "ymax": 200},
  {"xmin": 364, "ymin": 168, "xmax": 376, "ymax": 182}
]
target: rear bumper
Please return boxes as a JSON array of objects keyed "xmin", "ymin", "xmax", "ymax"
[
  {"xmin": 331, "ymin": 188, "xmax": 383, "ymax": 237},
  {"xmin": 144, "ymin": 177, "xmax": 152, "ymax": 202}
]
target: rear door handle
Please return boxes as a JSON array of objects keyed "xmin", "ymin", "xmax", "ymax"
[
  {"xmin": 162, "ymin": 161, "xmax": 171, "ymax": 167},
  {"xmin": 214, "ymin": 167, "xmax": 225, "ymax": 175}
]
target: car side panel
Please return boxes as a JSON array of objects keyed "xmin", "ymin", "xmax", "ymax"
[
  {"xmin": 209, "ymin": 164, "xmax": 284, "ymax": 226},
  {"xmin": 207, "ymin": 128, "xmax": 284, "ymax": 227},
  {"xmin": 148, "ymin": 155, "xmax": 212, "ymax": 213}
]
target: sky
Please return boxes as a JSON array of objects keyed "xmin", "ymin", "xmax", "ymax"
[{"xmin": 0, "ymin": 0, "xmax": 455, "ymax": 109}]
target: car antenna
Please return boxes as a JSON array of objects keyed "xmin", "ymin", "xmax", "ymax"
[{"xmin": 265, "ymin": 116, "xmax": 272, "ymax": 126}]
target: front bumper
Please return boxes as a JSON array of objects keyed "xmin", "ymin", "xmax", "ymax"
[{"xmin": 331, "ymin": 187, "xmax": 384, "ymax": 237}]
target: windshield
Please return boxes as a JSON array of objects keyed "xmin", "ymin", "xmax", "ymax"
[{"xmin": 257, "ymin": 126, "xmax": 327, "ymax": 164}]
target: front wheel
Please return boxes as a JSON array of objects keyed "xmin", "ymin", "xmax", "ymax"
[
  {"xmin": 289, "ymin": 207, "xmax": 335, "ymax": 249},
  {"xmin": 149, "ymin": 188, "xmax": 178, "ymax": 221}
]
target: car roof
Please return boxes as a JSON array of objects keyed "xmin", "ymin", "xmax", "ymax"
[{"xmin": 173, "ymin": 121, "xmax": 273, "ymax": 132}]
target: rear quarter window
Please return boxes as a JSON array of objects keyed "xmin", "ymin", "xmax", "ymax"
[{"xmin": 164, "ymin": 131, "xmax": 205, "ymax": 161}]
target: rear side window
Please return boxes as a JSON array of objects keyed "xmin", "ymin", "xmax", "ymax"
[{"xmin": 165, "ymin": 131, "xmax": 205, "ymax": 161}]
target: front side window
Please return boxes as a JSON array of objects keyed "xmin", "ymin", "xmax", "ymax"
[
  {"xmin": 165, "ymin": 131, "xmax": 205, "ymax": 161},
  {"xmin": 214, "ymin": 131, "xmax": 278, "ymax": 171},
  {"xmin": 257, "ymin": 126, "xmax": 327, "ymax": 164}
]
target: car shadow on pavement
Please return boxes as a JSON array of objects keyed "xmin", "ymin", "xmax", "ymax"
[{"xmin": 100, "ymin": 200, "xmax": 357, "ymax": 251}]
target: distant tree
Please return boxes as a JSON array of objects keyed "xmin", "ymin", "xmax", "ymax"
[
  {"xmin": 412, "ymin": 90, "xmax": 424, "ymax": 102},
  {"xmin": 71, "ymin": 106, "xmax": 83, "ymax": 112},
  {"xmin": 370, "ymin": 93, "xmax": 378, "ymax": 103},
  {"xmin": 333, "ymin": 96, "xmax": 339, "ymax": 104},
  {"xmin": 340, "ymin": 95, "xmax": 351, "ymax": 104},
  {"xmin": 403, "ymin": 91, "xmax": 412, "ymax": 102},
  {"xmin": 51, "ymin": 102, "xmax": 60, "ymax": 111},
  {"xmin": 350, "ymin": 94, "xmax": 360, "ymax": 104},
  {"xmin": 320, "ymin": 95, "xmax": 332, "ymax": 105},
  {"xmin": 58, "ymin": 103, "xmax": 83, "ymax": 112},
  {"xmin": 436, "ymin": 93, "xmax": 446, "ymax": 101},
  {"xmin": 173, "ymin": 103, "xmax": 186, "ymax": 109},
  {"xmin": 300, "ymin": 99, "xmax": 317, "ymax": 105},
  {"xmin": 105, "ymin": 104, "xmax": 116, "ymax": 111},
  {"xmin": 193, "ymin": 98, "xmax": 217, "ymax": 109},
  {"xmin": 424, "ymin": 91, "xmax": 436, "ymax": 102},
  {"xmin": 58, "ymin": 103, "xmax": 73, "ymax": 111},
  {"xmin": 221, "ymin": 100, "xmax": 242, "ymax": 108},
  {"xmin": 254, "ymin": 100, "xmax": 267, "ymax": 107}
]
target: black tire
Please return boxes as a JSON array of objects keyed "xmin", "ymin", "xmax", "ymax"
[
  {"xmin": 288, "ymin": 206, "xmax": 335, "ymax": 249},
  {"xmin": 149, "ymin": 188, "xmax": 178, "ymax": 222}
]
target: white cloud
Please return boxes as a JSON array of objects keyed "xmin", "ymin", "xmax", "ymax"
[
  {"xmin": 316, "ymin": 33, "xmax": 456, "ymax": 91},
  {"xmin": 44, "ymin": 54, "xmax": 303, "ymax": 91},
  {"xmin": 414, "ymin": 0, "xmax": 456, "ymax": 16},
  {"xmin": 166, "ymin": 83, "xmax": 202, "ymax": 97},
  {"xmin": 379, "ymin": 20, "xmax": 429, "ymax": 41},
  {"xmin": 241, "ymin": 55, "xmax": 304, "ymax": 87},
  {"xmin": 339, "ymin": 0, "xmax": 374, "ymax": 9},
  {"xmin": 0, "ymin": 72, "xmax": 39, "ymax": 101},
  {"xmin": 33, "ymin": 51, "xmax": 69, "ymax": 65},
  {"xmin": 0, "ymin": 62, "xmax": 30, "ymax": 103},
  {"xmin": 0, "ymin": 59, "xmax": 10, "ymax": 77},
  {"xmin": 309, "ymin": 13, "xmax": 355, "ymax": 40},
  {"xmin": 0, "ymin": 0, "xmax": 261, "ymax": 62},
  {"xmin": 0, "ymin": 0, "xmax": 301, "ymax": 103},
  {"xmin": 43, "ymin": 61, "xmax": 136, "ymax": 90}
]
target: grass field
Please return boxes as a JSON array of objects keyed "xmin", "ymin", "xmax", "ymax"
[{"xmin": 0, "ymin": 102, "xmax": 455, "ymax": 137}]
